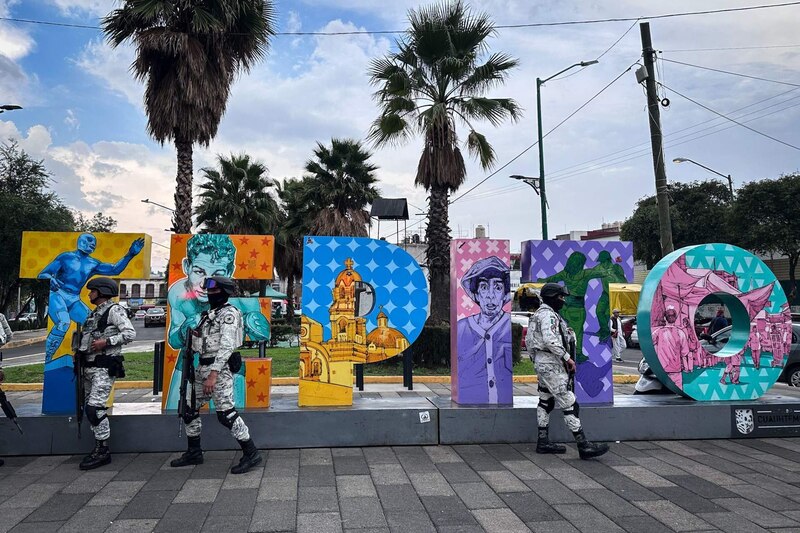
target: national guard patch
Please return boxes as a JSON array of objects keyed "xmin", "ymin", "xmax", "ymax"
[{"xmin": 223, "ymin": 314, "xmax": 236, "ymax": 324}]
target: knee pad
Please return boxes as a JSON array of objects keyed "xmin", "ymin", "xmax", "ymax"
[
  {"xmin": 217, "ymin": 408, "xmax": 240, "ymax": 430},
  {"xmin": 85, "ymin": 404, "xmax": 107, "ymax": 426},
  {"xmin": 181, "ymin": 410, "xmax": 200, "ymax": 424},
  {"xmin": 563, "ymin": 401, "xmax": 580, "ymax": 418},
  {"xmin": 537, "ymin": 383, "xmax": 551, "ymax": 394},
  {"xmin": 538, "ymin": 397, "xmax": 556, "ymax": 414}
]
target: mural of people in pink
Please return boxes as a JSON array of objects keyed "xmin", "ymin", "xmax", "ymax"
[
  {"xmin": 720, "ymin": 352, "xmax": 742, "ymax": 385},
  {"xmin": 652, "ymin": 307, "xmax": 689, "ymax": 389},
  {"xmin": 748, "ymin": 322, "xmax": 762, "ymax": 369}
]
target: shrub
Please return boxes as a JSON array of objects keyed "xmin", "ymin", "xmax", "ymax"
[{"xmin": 411, "ymin": 324, "xmax": 450, "ymax": 367}]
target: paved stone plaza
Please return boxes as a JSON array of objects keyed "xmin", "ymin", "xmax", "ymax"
[{"xmin": 1, "ymin": 436, "xmax": 800, "ymax": 532}]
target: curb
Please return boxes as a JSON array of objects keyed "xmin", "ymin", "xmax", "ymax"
[
  {"xmin": 4, "ymin": 336, "xmax": 46, "ymax": 350},
  {"xmin": 2, "ymin": 375, "xmax": 641, "ymax": 391}
]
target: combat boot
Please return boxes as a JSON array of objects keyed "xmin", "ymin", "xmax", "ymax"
[
  {"xmin": 171, "ymin": 436, "xmax": 204, "ymax": 467},
  {"xmin": 536, "ymin": 426, "xmax": 566, "ymax": 454},
  {"xmin": 573, "ymin": 430, "xmax": 609, "ymax": 460},
  {"xmin": 231, "ymin": 439, "xmax": 262, "ymax": 474},
  {"xmin": 79, "ymin": 439, "xmax": 111, "ymax": 470}
]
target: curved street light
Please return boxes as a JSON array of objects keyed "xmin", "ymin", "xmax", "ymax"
[
  {"xmin": 141, "ymin": 198, "xmax": 175, "ymax": 213},
  {"xmin": 0, "ymin": 105, "xmax": 22, "ymax": 114},
  {"xmin": 673, "ymin": 158, "xmax": 733, "ymax": 199}
]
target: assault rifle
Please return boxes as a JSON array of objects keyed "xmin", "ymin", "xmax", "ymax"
[
  {"xmin": 72, "ymin": 324, "xmax": 85, "ymax": 438},
  {"xmin": 558, "ymin": 320, "xmax": 577, "ymax": 393},
  {"xmin": 177, "ymin": 339, "xmax": 196, "ymax": 437},
  {"xmin": 0, "ymin": 353, "xmax": 22, "ymax": 434}
]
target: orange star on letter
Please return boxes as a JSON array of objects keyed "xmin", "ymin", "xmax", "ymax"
[{"xmin": 247, "ymin": 379, "xmax": 256, "ymax": 388}]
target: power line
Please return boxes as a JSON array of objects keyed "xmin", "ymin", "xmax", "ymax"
[
  {"xmin": 551, "ymin": 18, "xmax": 639, "ymax": 83},
  {"xmin": 660, "ymin": 57, "xmax": 800, "ymax": 87},
  {"xmin": 659, "ymin": 82, "xmax": 800, "ymax": 151},
  {"xmin": 449, "ymin": 61, "xmax": 635, "ymax": 204},
  {"xmin": 3, "ymin": 2, "xmax": 800, "ymax": 35},
  {"xmin": 662, "ymin": 43, "xmax": 800, "ymax": 52}
]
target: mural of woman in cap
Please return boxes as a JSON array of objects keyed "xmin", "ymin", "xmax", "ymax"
[{"xmin": 455, "ymin": 256, "xmax": 513, "ymax": 404}]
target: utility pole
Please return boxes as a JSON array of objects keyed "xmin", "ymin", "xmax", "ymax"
[{"xmin": 640, "ymin": 22, "xmax": 674, "ymax": 256}]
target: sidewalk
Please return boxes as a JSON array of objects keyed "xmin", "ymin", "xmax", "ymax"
[
  {"xmin": 4, "ymin": 328, "xmax": 47, "ymax": 349},
  {"xmin": 1, "ymin": 436, "xmax": 799, "ymax": 532}
]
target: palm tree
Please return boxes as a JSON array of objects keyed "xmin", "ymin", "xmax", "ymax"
[
  {"xmin": 302, "ymin": 138, "xmax": 380, "ymax": 237},
  {"xmin": 368, "ymin": 1, "xmax": 521, "ymax": 324},
  {"xmin": 274, "ymin": 178, "xmax": 309, "ymax": 323},
  {"xmin": 103, "ymin": 0, "xmax": 276, "ymax": 233}
]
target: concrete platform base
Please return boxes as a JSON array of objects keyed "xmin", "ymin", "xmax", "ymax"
[{"xmin": 2, "ymin": 391, "xmax": 799, "ymax": 455}]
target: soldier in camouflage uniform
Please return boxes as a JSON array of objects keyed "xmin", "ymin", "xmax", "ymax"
[
  {"xmin": 527, "ymin": 282, "xmax": 609, "ymax": 460},
  {"xmin": 0, "ymin": 312, "xmax": 12, "ymax": 467},
  {"xmin": 78, "ymin": 277, "xmax": 135, "ymax": 470},
  {"xmin": 171, "ymin": 276, "xmax": 262, "ymax": 474}
]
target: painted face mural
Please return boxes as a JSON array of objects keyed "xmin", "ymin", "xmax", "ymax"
[
  {"xmin": 299, "ymin": 236, "xmax": 429, "ymax": 407},
  {"xmin": 522, "ymin": 240, "xmax": 634, "ymax": 404},
  {"xmin": 163, "ymin": 234, "xmax": 274, "ymax": 410},
  {"xmin": 451, "ymin": 240, "xmax": 513, "ymax": 405},
  {"xmin": 638, "ymin": 244, "xmax": 791, "ymax": 401},
  {"xmin": 20, "ymin": 231, "xmax": 151, "ymax": 414}
]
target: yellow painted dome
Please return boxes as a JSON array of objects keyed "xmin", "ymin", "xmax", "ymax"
[
  {"xmin": 335, "ymin": 258, "xmax": 361, "ymax": 288},
  {"xmin": 366, "ymin": 307, "xmax": 406, "ymax": 348}
]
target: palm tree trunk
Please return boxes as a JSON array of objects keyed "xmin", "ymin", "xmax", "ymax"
[
  {"xmin": 286, "ymin": 273, "xmax": 295, "ymax": 325},
  {"xmin": 426, "ymin": 184, "xmax": 451, "ymax": 325},
  {"xmin": 172, "ymin": 139, "xmax": 193, "ymax": 233}
]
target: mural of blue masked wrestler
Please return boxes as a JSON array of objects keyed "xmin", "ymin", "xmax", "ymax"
[
  {"xmin": 455, "ymin": 256, "xmax": 513, "ymax": 404},
  {"xmin": 164, "ymin": 234, "xmax": 271, "ymax": 409}
]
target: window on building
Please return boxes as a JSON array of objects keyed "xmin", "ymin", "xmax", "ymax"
[
  {"xmin": 145, "ymin": 283, "xmax": 155, "ymax": 298},
  {"xmin": 131, "ymin": 284, "xmax": 141, "ymax": 298},
  {"xmin": 120, "ymin": 283, "xmax": 128, "ymax": 296},
  {"xmin": 159, "ymin": 283, "xmax": 167, "ymax": 297}
]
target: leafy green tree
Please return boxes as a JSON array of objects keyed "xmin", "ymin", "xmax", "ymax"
[
  {"xmin": 274, "ymin": 178, "xmax": 309, "ymax": 323},
  {"xmin": 0, "ymin": 141, "xmax": 74, "ymax": 315},
  {"xmin": 729, "ymin": 173, "xmax": 800, "ymax": 302},
  {"xmin": 621, "ymin": 180, "xmax": 735, "ymax": 269},
  {"xmin": 301, "ymin": 139, "xmax": 379, "ymax": 237},
  {"xmin": 103, "ymin": 0, "xmax": 276, "ymax": 233},
  {"xmin": 74, "ymin": 212, "xmax": 118, "ymax": 233},
  {"xmin": 368, "ymin": 0, "xmax": 521, "ymax": 323},
  {"xmin": 195, "ymin": 153, "xmax": 281, "ymax": 235}
]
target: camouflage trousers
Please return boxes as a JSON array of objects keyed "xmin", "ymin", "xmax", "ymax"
[
  {"xmin": 83, "ymin": 367, "xmax": 114, "ymax": 441},
  {"xmin": 183, "ymin": 365, "xmax": 250, "ymax": 441},
  {"xmin": 535, "ymin": 361, "xmax": 581, "ymax": 433}
]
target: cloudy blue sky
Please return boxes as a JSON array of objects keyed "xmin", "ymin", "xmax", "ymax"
[{"xmin": 2, "ymin": 0, "xmax": 800, "ymax": 270}]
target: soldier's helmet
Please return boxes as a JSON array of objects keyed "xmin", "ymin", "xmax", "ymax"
[
  {"xmin": 203, "ymin": 276, "xmax": 236, "ymax": 296},
  {"xmin": 540, "ymin": 282, "xmax": 569, "ymax": 299},
  {"xmin": 87, "ymin": 277, "xmax": 119, "ymax": 298}
]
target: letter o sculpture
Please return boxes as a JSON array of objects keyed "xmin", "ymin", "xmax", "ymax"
[{"xmin": 638, "ymin": 244, "xmax": 792, "ymax": 401}]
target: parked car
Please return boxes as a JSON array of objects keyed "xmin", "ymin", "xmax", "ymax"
[
  {"xmin": 629, "ymin": 325, "xmax": 639, "ymax": 349},
  {"xmin": 620, "ymin": 316, "xmax": 636, "ymax": 346},
  {"xmin": 699, "ymin": 323, "xmax": 800, "ymax": 386},
  {"xmin": 15, "ymin": 312, "xmax": 38, "ymax": 324},
  {"xmin": 510, "ymin": 311, "xmax": 532, "ymax": 351},
  {"xmin": 134, "ymin": 310, "xmax": 147, "ymax": 320},
  {"xmin": 144, "ymin": 307, "xmax": 166, "ymax": 328}
]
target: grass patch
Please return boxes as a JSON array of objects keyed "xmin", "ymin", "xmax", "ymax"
[{"xmin": 4, "ymin": 348, "xmax": 538, "ymax": 382}]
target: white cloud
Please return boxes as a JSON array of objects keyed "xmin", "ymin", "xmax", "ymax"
[
  {"xmin": 64, "ymin": 109, "xmax": 79, "ymax": 130},
  {"xmin": 47, "ymin": 0, "xmax": 114, "ymax": 17},
  {"xmin": 75, "ymin": 38, "xmax": 142, "ymax": 108},
  {"xmin": 0, "ymin": 0, "xmax": 36, "ymax": 105}
]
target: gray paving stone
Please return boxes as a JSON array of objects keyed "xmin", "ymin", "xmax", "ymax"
[
  {"xmin": 452, "ymin": 482, "xmax": 506, "ymax": 510},
  {"xmin": 420, "ymin": 495, "xmax": 478, "ymax": 528},
  {"xmin": 482, "ymin": 444, "xmax": 527, "ymax": 462},
  {"xmin": 437, "ymin": 462, "xmax": 482, "ymax": 484},
  {"xmin": 472, "ymin": 508, "xmax": 531, "ymax": 533},
  {"xmin": 527, "ymin": 519, "xmax": 580, "ymax": 533},
  {"xmin": 393, "ymin": 448, "xmax": 435, "ymax": 474},
  {"xmin": 384, "ymin": 510, "xmax": 435, "ymax": 532},
  {"xmin": 14, "ymin": 456, "xmax": 69, "ymax": 476},
  {"xmin": 298, "ymin": 486, "xmax": 338, "ymax": 512},
  {"xmin": 698, "ymin": 511, "xmax": 771, "ymax": 533},
  {"xmin": 22, "ymin": 493, "xmax": 91, "ymax": 523},
  {"xmin": 41, "ymin": 464, "xmax": 84, "ymax": 484},
  {"xmin": 634, "ymin": 500, "xmax": 713, "ymax": 532},
  {"xmin": 499, "ymin": 492, "xmax": 561, "ymax": 522},
  {"xmin": 362, "ymin": 447, "xmax": 397, "ymax": 466},
  {"xmin": 712, "ymin": 497, "xmax": 799, "ymax": 529},
  {"xmin": 650, "ymin": 485, "xmax": 726, "ymax": 513},
  {"xmin": 300, "ymin": 448, "xmax": 332, "ymax": 466},
  {"xmin": 0, "ymin": 475, "xmax": 40, "ymax": 497},
  {"xmin": 201, "ymin": 514, "xmax": 253, "ymax": 533},
  {"xmin": 339, "ymin": 497, "xmax": 387, "ymax": 529},
  {"xmin": 154, "ymin": 503, "xmax": 209, "ymax": 532},
  {"xmin": 408, "ymin": 472, "xmax": 456, "ymax": 497},
  {"xmin": 612, "ymin": 515, "xmax": 676, "ymax": 533},
  {"xmin": 172, "ymin": 478, "xmax": 222, "ymax": 504},
  {"xmin": 628, "ymin": 456, "xmax": 687, "ymax": 477},
  {"xmin": 8, "ymin": 521, "xmax": 64, "ymax": 532},
  {"xmin": 139, "ymin": 469, "xmax": 191, "ymax": 492},
  {"xmin": 525, "ymin": 479, "xmax": 584, "ymax": 505},
  {"xmin": 376, "ymin": 483, "xmax": 424, "ymax": 511},
  {"xmin": 297, "ymin": 512, "xmax": 343, "ymax": 533},
  {"xmin": 544, "ymin": 467, "xmax": 604, "ymax": 490},
  {"xmin": 423, "ymin": 446, "xmax": 463, "ymax": 464},
  {"xmin": 189, "ymin": 460, "xmax": 231, "ymax": 480},
  {"xmin": 87, "ymin": 481, "xmax": 145, "ymax": 506},
  {"xmin": 0, "ymin": 507, "xmax": 33, "ymax": 532},
  {"xmin": 0, "ymin": 483, "xmax": 64, "ymax": 509},
  {"xmin": 264, "ymin": 455, "xmax": 300, "ymax": 478},
  {"xmin": 333, "ymin": 456, "xmax": 370, "ymax": 475},
  {"xmin": 369, "ymin": 464, "xmax": 410, "ymax": 485},
  {"xmin": 554, "ymin": 503, "xmax": 626, "ymax": 533},
  {"xmin": 479, "ymin": 470, "xmax": 530, "ymax": 493},
  {"xmin": 613, "ymin": 465, "xmax": 677, "ymax": 488},
  {"xmin": 249, "ymin": 499, "xmax": 296, "ymax": 532},
  {"xmin": 663, "ymin": 474, "xmax": 739, "ymax": 499},
  {"xmin": 331, "ymin": 448, "xmax": 363, "ymax": 457},
  {"xmin": 299, "ymin": 465, "xmax": 335, "ymax": 487},
  {"xmin": 221, "ymin": 468, "xmax": 263, "ymax": 490},
  {"xmin": 209, "ymin": 488, "xmax": 258, "ymax": 517},
  {"xmin": 575, "ymin": 488, "xmax": 646, "ymax": 518},
  {"xmin": 102, "ymin": 518, "xmax": 160, "ymax": 533},
  {"xmin": 116, "ymin": 490, "xmax": 176, "ymax": 520},
  {"xmin": 724, "ymin": 483, "xmax": 798, "ymax": 511},
  {"xmin": 58, "ymin": 504, "xmax": 124, "ymax": 533},
  {"xmin": 257, "ymin": 477, "xmax": 298, "ymax": 501},
  {"xmin": 457, "ymin": 451, "xmax": 506, "ymax": 472},
  {"xmin": 501, "ymin": 460, "xmax": 552, "ymax": 481},
  {"xmin": 337, "ymin": 475, "xmax": 377, "ymax": 498}
]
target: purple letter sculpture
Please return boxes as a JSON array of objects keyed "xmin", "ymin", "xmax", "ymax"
[
  {"xmin": 451, "ymin": 239, "xmax": 513, "ymax": 405},
  {"xmin": 522, "ymin": 240, "xmax": 634, "ymax": 404}
]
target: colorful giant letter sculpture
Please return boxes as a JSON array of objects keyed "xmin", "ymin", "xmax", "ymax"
[
  {"xmin": 450, "ymin": 239, "xmax": 513, "ymax": 405},
  {"xmin": 638, "ymin": 244, "xmax": 792, "ymax": 401},
  {"xmin": 299, "ymin": 236, "xmax": 429, "ymax": 406},
  {"xmin": 19, "ymin": 231, "xmax": 152, "ymax": 414},
  {"xmin": 521, "ymin": 239, "xmax": 634, "ymax": 404},
  {"xmin": 162, "ymin": 234, "xmax": 274, "ymax": 410}
]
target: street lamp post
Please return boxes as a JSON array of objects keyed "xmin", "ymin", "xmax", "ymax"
[
  {"xmin": 0, "ymin": 105, "xmax": 22, "ymax": 114},
  {"xmin": 672, "ymin": 158, "xmax": 733, "ymax": 199},
  {"xmin": 510, "ymin": 174, "xmax": 544, "ymax": 237},
  {"xmin": 537, "ymin": 60, "xmax": 599, "ymax": 239},
  {"xmin": 141, "ymin": 198, "xmax": 175, "ymax": 213}
]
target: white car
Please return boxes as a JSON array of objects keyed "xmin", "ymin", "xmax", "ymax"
[
  {"xmin": 629, "ymin": 325, "xmax": 639, "ymax": 348},
  {"xmin": 510, "ymin": 311, "xmax": 532, "ymax": 350},
  {"xmin": 134, "ymin": 310, "xmax": 146, "ymax": 320}
]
